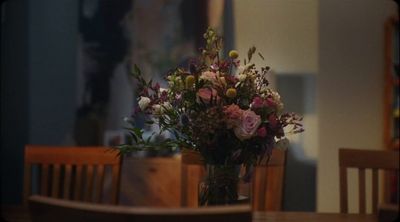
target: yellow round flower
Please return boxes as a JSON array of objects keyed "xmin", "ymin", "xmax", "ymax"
[
  {"xmin": 185, "ymin": 75, "xmax": 195, "ymax": 88},
  {"xmin": 228, "ymin": 50, "xmax": 239, "ymax": 59},
  {"xmin": 226, "ymin": 88, "xmax": 237, "ymax": 98}
]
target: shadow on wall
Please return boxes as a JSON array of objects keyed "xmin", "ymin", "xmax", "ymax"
[
  {"xmin": 276, "ymin": 74, "xmax": 317, "ymax": 211},
  {"xmin": 283, "ymin": 144, "xmax": 316, "ymax": 211}
]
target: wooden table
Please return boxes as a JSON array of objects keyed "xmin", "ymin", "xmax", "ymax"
[
  {"xmin": 253, "ymin": 211, "xmax": 378, "ymax": 222},
  {"xmin": 1, "ymin": 205, "xmax": 379, "ymax": 222}
]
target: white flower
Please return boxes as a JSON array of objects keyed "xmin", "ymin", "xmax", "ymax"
[
  {"xmin": 152, "ymin": 104, "xmax": 162, "ymax": 115},
  {"xmin": 268, "ymin": 89, "xmax": 284, "ymax": 113},
  {"xmin": 237, "ymin": 74, "xmax": 247, "ymax": 82},
  {"xmin": 138, "ymin": 96, "xmax": 151, "ymax": 110},
  {"xmin": 152, "ymin": 102, "xmax": 172, "ymax": 115},
  {"xmin": 260, "ymin": 86, "xmax": 269, "ymax": 93},
  {"xmin": 158, "ymin": 87, "xmax": 168, "ymax": 96},
  {"xmin": 270, "ymin": 90, "xmax": 282, "ymax": 104},
  {"xmin": 237, "ymin": 63, "xmax": 253, "ymax": 73},
  {"xmin": 238, "ymin": 66, "xmax": 245, "ymax": 73}
]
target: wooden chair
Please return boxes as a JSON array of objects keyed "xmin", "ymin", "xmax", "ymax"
[
  {"xmin": 339, "ymin": 148, "xmax": 399, "ymax": 214},
  {"xmin": 23, "ymin": 145, "xmax": 122, "ymax": 205},
  {"xmin": 29, "ymin": 195, "xmax": 252, "ymax": 222},
  {"xmin": 181, "ymin": 148, "xmax": 287, "ymax": 211}
]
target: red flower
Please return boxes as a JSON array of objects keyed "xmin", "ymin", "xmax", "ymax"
[
  {"xmin": 252, "ymin": 96, "xmax": 264, "ymax": 109},
  {"xmin": 257, "ymin": 127, "xmax": 267, "ymax": 137},
  {"xmin": 265, "ymin": 97, "xmax": 276, "ymax": 107},
  {"xmin": 268, "ymin": 114, "xmax": 278, "ymax": 129}
]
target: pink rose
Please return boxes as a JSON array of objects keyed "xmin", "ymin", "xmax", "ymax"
[
  {"xmin": 223, "ymin": 104, "xmax": 244, "ymax": 129},
  {"xmin": 200, "ymin": 71, "xmax": 218, "ymax": 85},
  {"xmin": 234, "ymin": 110, "xmax": 261, "ymax": 141},
  {"xmin": 197, "ymin": 88, "xmax": 219, "ymax": 104},
  {"xmin": 224, "ymin": 104, "xmax": 243, "ymax": 119},
  {"xmin": 257, "ymin": 127, "xmax": 267, "ymax": 137}
]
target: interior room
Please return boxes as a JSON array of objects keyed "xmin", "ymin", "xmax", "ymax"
[{"xmin": 1, "ymin": 0, "xmax": 399, "ymax": 221}]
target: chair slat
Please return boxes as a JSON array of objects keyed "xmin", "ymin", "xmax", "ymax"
[
  {"xmin": 94, "ymin": 165, "xmax": 105, "ymax": 203},
  {"xmin": 339, "ymin": 166, "xmax": 348, "ymax": 213},
  {"xmin": 358, "ymin": 168, "xmax": 366, "ymax": 214},
  {"xmin": 74, "ymin": 165, "xmax": 82, "ymax": 201},
  {"xmin": 85, "ymin": 165, "xmax": 94, "ymax": 202},
  {"xmin": 372, "ymin": 169, "xmax": 378, "ymax": 214},
  {"xmin": 110, "ymin": 165, "xmax": 121, "ymax": 204},
  {"xmin": 41, "ymin": 164, "xmax": 49, "ymax": 196},
  {"xmin": 63, "ymin": 165, "xmax": 72, "ymax": 200},
  {"xmin": 51, "ymin": 164, "xmax": 61, "ymax": 198}
]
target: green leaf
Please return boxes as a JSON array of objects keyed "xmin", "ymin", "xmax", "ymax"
[
  {"xmin": 247, "ymin": 46, "xmax": 256, "ymax": 62},
  {"xmin": 133, "ymin": 64, "xmax": 141, "ymax": 76},
  {"xmin": 128, "ymin": 132, "xmax": 138, "ymax": 143},
  {"xmin": 258, "ymin": 52, "xmax": 265, "ymax": 60},
  {"xmin": 145, "ymin": 120, "xmax": 155, "ymax": 125}
]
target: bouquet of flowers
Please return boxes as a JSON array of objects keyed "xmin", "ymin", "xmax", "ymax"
[{"xmin": 118, "ymin": 28, "xmax": 303, "ymax": 205}]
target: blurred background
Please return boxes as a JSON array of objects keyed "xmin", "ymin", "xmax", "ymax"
[{"xmin": 1, "ymin": 0, "xmax": 398, "ymax": 213}]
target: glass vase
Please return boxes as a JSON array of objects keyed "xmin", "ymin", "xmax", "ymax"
[{"xmin": 198, "ymin": 164, "xmax": 248, "ymax": 206}]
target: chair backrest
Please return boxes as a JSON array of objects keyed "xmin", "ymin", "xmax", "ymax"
[
  {"xmin": 252, "ymin": 148, "xmax": 287, "ymax": 211},
  {"xmin": 119, "ymin": 156, "xmax": 182, "ymax": 207},
  {"xmin": 29, "ymin": 195, "xmax": 252, "ymax": 222},
  {"xmin": 23, "ymin": 145, "xmax": 122, "ymax": 205},
  {"xmin": 181, "ymin": 149, "xmax": 206, "ymax": 207},
  {"xmin": 339, "ymin": 148, "xmax": 399, "ymax": 214},
  {"xmin": 181, "ymin": 148, "xmax": 287, "ymax": 211}
]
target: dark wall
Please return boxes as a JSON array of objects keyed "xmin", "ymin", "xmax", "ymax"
[
  {"xmin": 1, "ymin": 0, "xmax": 30, "ymax": 204},
  {"xmin": 1, "ymin": 0, "xmax": 78, "ymax": 204},
  {"xmin": 28, "ymin": 0, "xmax": 78, "ymax": 144}
]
